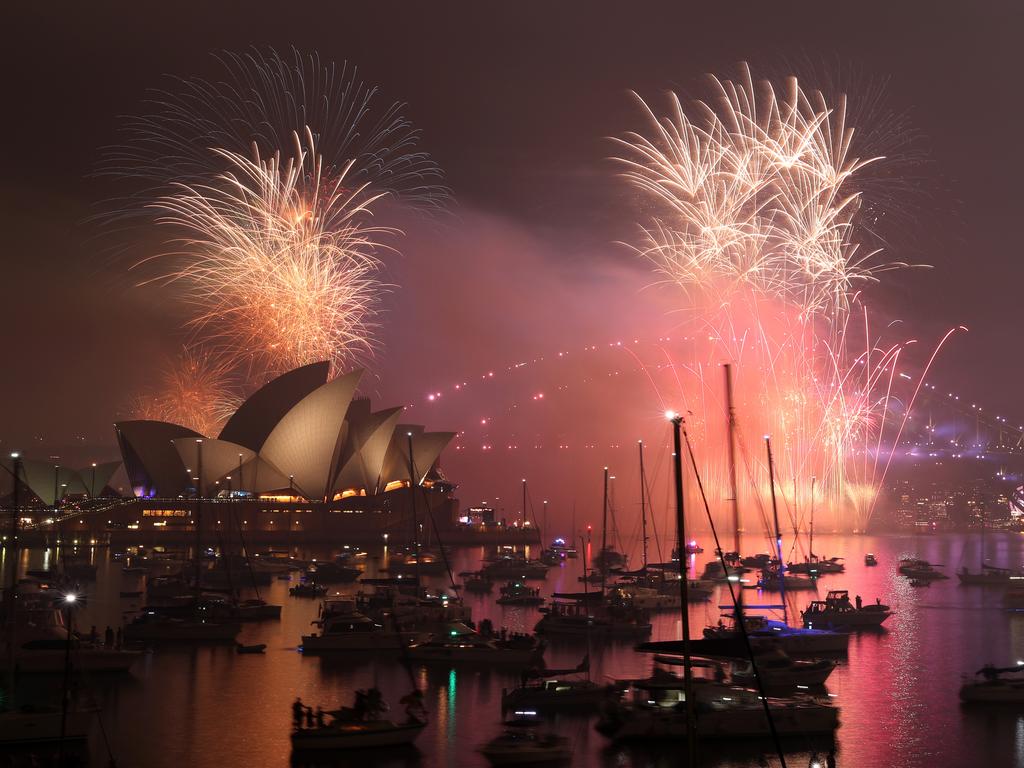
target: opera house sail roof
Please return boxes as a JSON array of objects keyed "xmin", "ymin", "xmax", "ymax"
[{"xmin": 113, "ymin": 364, "xmax": 455, "ymax": 502}]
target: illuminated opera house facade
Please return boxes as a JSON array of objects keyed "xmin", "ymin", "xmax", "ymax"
[{"xmin": 9, "ymin": 363, "xmax": 460, "ymax": 545}]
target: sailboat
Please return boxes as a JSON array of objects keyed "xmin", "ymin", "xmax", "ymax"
[
  {"xmin": 124, "ymin": 441, "xmax": 241, "ymax": 644},
  {"xmin": 958, "ymin": 506, "xmax": 1017, "ymax": 586},
  {"xmin": 1, "ymin": 455, "xmax": 96, "ymax": 753},
  {"xmin": 593, "ymin": 468, "xmax": 626, "ymax": 574}
]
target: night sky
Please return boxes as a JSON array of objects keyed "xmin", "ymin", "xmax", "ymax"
[{"xmin": 5, "ymin": 2, "xmax": 1023, "ymax": 521}]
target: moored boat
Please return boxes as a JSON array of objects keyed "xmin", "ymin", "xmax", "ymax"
[
  {"xmin": 479, "ymin": 715, "xmax": 572, "ymax": 766},
  {"xmin": 291, "ymin": 718, "xmax": 426, "ymax": 750},
  {"xmin": 496, "ymin": 581, "xmax": 545, "ymax": 606},
  {"xmin": 801, "ymin": 590, "xmax": 892, "ymax": 629},
  {"xmin": 960, "ymin": 664, "xmax": 1024, "ymax": 703},
  {"xmin": 407, "ymin": 622, "xmax": 544, "ymax": 666}
]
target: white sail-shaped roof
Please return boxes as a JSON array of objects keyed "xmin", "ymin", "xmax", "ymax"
[
  {"xmin": 218, "ymin": 362, "xmax": 330, "ymax": 451},
  {"xmin": 378, "ymin": 426, "xmax": 456, "ymax": 489},
  {"xmin": 259, "ymin": 369, "xmax": 363, "ymax": 501},
  {"xmin": 18, "ymin": 460, "xmax": 84, "ymax": 506},
  {"xmin": 334, "ymin": 404, "xmax": 405, "ymax": 493},
  {"xmin": 172, "ymin": 438, "xmax": 257, "ymax": 496},
  {"xmin": 115, "ymin": 420, "xmax": 204, "ymax": 497},
  {"xmin": 77, "ymin": 461, "xmax": 122, "ymax": 497}
]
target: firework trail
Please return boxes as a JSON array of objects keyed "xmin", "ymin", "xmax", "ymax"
[
  {"xmin": 105, "ymin": 47, "xmax": 447, "ymax": 382},
  {"xmin": 130, "ymin": 348, "xmax": 241, "ymax": 436},
  {"xmin": 616, "ymin": 64, "xmax": 941, "ymax": 532},
  {"xmin": 148, "ymin": 128, "xmax": 390, "ymax": 376},
  {"xmin": 104, "ymin": 46, "xmax": 449, "ymax": 214}
]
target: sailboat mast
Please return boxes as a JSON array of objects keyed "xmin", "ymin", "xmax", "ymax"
[
  {"xmin": 765, "ymin": 437, "xmax": 786, "ymax": 624},
  {"xmin": 406, "ymin": 432, "xmax": 422, "ymax": 588},
  {"xmin": 639, "ymin": 441, "xmax": 649, "ymax": 570},
  {"xmin": 601, "ymin": 467, "xmax": 609, "ymax": 593},
  {"xmin": 522, "ymin": 479, "xmax": 527, "ymax": 535},
  {"xmin": 194, "ymin": 439, "xmax": 203, "ymax": 602},
  {"xmin": 809, "ymin": 476, "xmax": 816, "ymax": 561},
  {"xmin": 669, "ymin": 415, "xmax": 697, "ymax": 764},
  {"xmin": 725, "ymin": 364, "xmax": 741, "ymax": 556}
]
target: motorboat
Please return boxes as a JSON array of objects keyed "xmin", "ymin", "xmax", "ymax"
[
  {"xmin": 700, "ymin": 561, "xmax": 747, "ymax": 583},
  {"xmin": 548, "ymin": 537, "xmax": 578, "ymax": 559},
  {"xmin": 462, "ymin": 571, "xmax": 494, "ymax": 593},
  {"xmin": 357, "ymin": 586, "xmax": 472, "ymax": 631},
  {"xmin": 757, "ymin": 567, "xmax": 817, "ymax": 591},
  {"xmin": 534, "ymin": 593, "xmax": 651, "ymax": 639},
  {"xmin": 501, "ymin": 657, "xmax": 613, "ymax": 712},
  {"xmin": 726, "ymin": 652, "xmax": 837, "ymax": 689},
  {"xmin": 788, "ymin": 556, "xmax": 845, "ymax": 576},
  {"xmin": 232, "ymin": 598, "xmax": 282, "ymax": 621},
  {"xmin": 478, "ymin": 718, "xmax": 572, "ymax": 766},
  {"xmin": 291, "ymin": 718, "xmax": 426, "ymax": 750},
  {"xmin": 864, "ymin": 553, "xmax": 878, "ymax": 566},
  {"xmin": 301, "ymin": 599, "xmax": 410, "ymax": 652},
  {"xmin": 898, "ymin": 558, "xmax": 948, "ymax": 581},
  {"xmin": 501, "ymin": 677, "xmax": 612, "ymax": 713},
  {"xmin": 801, "ymin": 590, "xmax": 892, "ymax": 629},
  {"xmin": 496, "ymin": 581, "xmax": 545, "ymax": 606},
  {"xmin": 740, "ymin": 553, "xmax": 773, "ymax": 569},
  {"xmin": 671, "ymin": 540, "xmax": 704, "ymax": 557},
  {"xmin": 407, "ymin": 622, "xmax": 544, "ymax": 666},
  {"xmin": 539, "ymin": 548, "xmax": 564, "ymax": 566},
  {"xmin": 289, "ymin": 581, "xmax": 328, "ymax": 598},
  {"xmin": 123, "ymin": 610, "xmax": 240, "ymax": 643},
  {"xmin": 700, "ymin": 614, "xmax": 849, "ymax": 655},
  {"xmin": 960, "ymin": 664, "xmax": 1024, "ymax": 703},
  {"xmin": 596, "ymin": 672, "xmax": 839, "ymax": 741}
]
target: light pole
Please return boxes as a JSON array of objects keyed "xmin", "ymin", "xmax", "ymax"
[
  {"xmin": 90, "ymin": 462, "xmax": 97, "ymax": 498},
  {"xmin": 6, "ymin": 452, "xmax": 22, "ymax": 699},
  {"xmin": 58, "ymin": 591, "xmax": 78, "ymax": 765}
]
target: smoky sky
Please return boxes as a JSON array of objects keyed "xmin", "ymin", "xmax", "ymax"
[{"xmin": 4, "ymin": 2, "xmax": 1023, "ymax": 529}]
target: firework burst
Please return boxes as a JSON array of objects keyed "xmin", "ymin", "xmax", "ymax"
[
  {"xmin": 130, "ymin": 348, "xmax": 241, "ymax": 436},
  {"xmin": 104, "ymin": 46, "xmax": 448, "ymax": 214},
  {"xmin": 148, "ymin": 127, "xmax": 390, "ymax": 376},
  {"xmin": 618, "ymin": 64, "xmax": 943, "ymax": 532}
]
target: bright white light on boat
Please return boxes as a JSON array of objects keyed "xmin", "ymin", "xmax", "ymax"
[
  {"xmin": 514, "ymin": 711, "xmax": 537, "ymax": 716},
  {"xmin": 1017, "ymin": 660, "xmax": 1024, "ymax": 666},
  {"xmin": 727, "ymin": 576, "xmax": 740, "ymax": 582},
  {"xmin": 828, "ymin": 693, "xmax": 838, "ymax": 698},
  {"xmin": 64, "ymin": 593, "xmax": 77, "ymax": 604},
  {"xmin": 797, "ymin": 685, "xmax": 808, "ymax": 689},
  {"xmin": 664, "ymin": 410, "xmax": 676, "ymax": 420}
]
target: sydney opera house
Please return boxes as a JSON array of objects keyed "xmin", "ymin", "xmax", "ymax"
[{"xmin": 2, "ymin": 363, "xmax": 461, "ymax": 545}]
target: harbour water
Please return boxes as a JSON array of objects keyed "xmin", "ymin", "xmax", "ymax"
[{"xmin": 8, "ymin": 532, "xmax": 1024, "ymax": 768}]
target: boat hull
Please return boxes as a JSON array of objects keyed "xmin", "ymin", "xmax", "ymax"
[{"xmin": 291, "ymin": 720, "xmax": 425, "ymax": 750}]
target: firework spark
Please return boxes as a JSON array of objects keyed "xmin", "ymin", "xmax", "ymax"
[
  {"xmin": 148, "ymin": 128, "xmax": 390, "ymax": 376},
  {"xmin": 130, "ymin": 348, "xmax": 241, "ymax": 436},
  {"xmin": 617, "ymin": 64, "xmax": 941, "ymax": 532},
  {"xmin": 104, "ymin": 46, "xmax": 448, "ymax": 214}
]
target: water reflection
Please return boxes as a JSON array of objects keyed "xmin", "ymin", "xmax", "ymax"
[{"xmin": 7, "ymin": 533, "xmax": 1024, "ymax": 766}]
